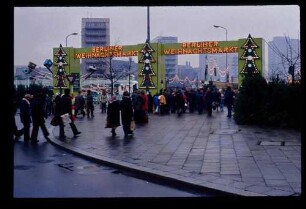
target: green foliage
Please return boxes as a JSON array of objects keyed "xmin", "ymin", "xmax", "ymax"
[
  {"xmin": 234, "ymin": 74, "xmax": 268, "ymax": 125},
  {"xmin": 234, "ymin": 74, "xmax": 301, "ymax": 130}
]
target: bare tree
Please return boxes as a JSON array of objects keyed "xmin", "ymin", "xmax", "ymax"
[
  {"xmin": 266, "ymin": 35, "xmax": 301, "ymax": 82},
  {"xmin": 99, "ymin": 56, "xmax": 138, "ymax": 95}
]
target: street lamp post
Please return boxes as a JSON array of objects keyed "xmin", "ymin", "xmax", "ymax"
[
  {"xmin": 213, "ymin": 25, "xmax": 228, "ymax": 82},
  {"xmin": 65, "ymin": 32, "xmax": 78, "ymax": 47},
  {"xmin": 109, "ymin": 56, "xmax": 114, "ymax": 96},
  {"xmin": 128, "ymin": 57, "xmax": 132, "ymax": 95}
]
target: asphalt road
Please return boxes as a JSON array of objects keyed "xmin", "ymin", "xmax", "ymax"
[{"xmin": 13, "ymin": 137, "xmax": 210, "ymax": 198}]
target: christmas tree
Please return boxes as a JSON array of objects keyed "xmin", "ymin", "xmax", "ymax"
[
  {"xmin": 54, "ymin": 44, "xmax": 68, "ymax": 89},
  {"xmin": 139, "ymin": 42, "xmax": 156, "ymax": 89},
  {"xmin": 240, "ymin": 34, "xmax": 260, "ymax": 75}
]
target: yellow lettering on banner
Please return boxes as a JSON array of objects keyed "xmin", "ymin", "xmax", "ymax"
[
  {"xmin": 231, "ymin": 47, "xmax": 239, "ymax": 53},
  {"xmin": 218, "ymin": 48, "xmax": 223, "ymax": 53},
  {"xmin": 211, "ymin": 48, "xmax": 218, "ymax": 53},
  {"xmin": 202, "ymin": 42, "xmax": 207, "ymax": 47},
  {"xmin": 75, "ymin": 50, "xmax": 139, "ymax": 58},
  {"xmin": 163, "ymin": 49, "xmax": 170, "ymax": 54},
  {"xmin": 213, "ymin": 42, "xmax": 219, "ymax": 47},
  {"xmin": 182, "ymin": 42, "xmax": 191, "ymax": 48}
]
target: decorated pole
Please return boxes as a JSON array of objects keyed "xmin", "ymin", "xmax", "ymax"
[
  {"xmin": 54, "ymin": 44, "xmax": 68, "ymax": 95},
  {"xmin": 139, "ymin": 42, "xmax": 156, "ymax": 91}
]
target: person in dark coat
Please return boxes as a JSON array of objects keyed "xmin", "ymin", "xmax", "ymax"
[
  {"xmin": 196, "ymin": 89, "xmax": 204, "ymax": 115},
  {"xmin": 106, "ymin": 95, "xmax": 120, "ymax": 136},
  {"xmin": 147, "ymin": 91, "xmax": 153, "ymax": 114},
  {"xmin": 51, "ymin": 94, "xmax": 62, "ymax": 126},
  {"xmin": 86, "ymin": 89, "xmax": 94, "ymax": 118},
  {"xmin": 30, "ymin": 92, "xmax": 49, "ymax": 144},
  {"xmin": 204, "ymin": 87, "xmax": 213, "ymax": 117},
  {"xmin": 224, "ymin": 86, "xmax": 235, "ymax": 118},
  {"xmin": 13, "ymin": 98, "xmax": 23, "ymax": 141},
  {"xmin": 174, "ymin": 90, "xmax": 185, "ymax": 117},
  {"xmin": 133, "ymin": 91, "xmax": 144, "ymax": 124},
  {"xmin": 75, "ymin": 90, "xmax": 85, "ymax": 117},
  {"xmin": 19, "ymin": 94, "xmax": 32, "ymax": 142},
  {"xmin": 59, "ymin": 88, "xmax": 81, "ymax": 139},
  {"xmin": 120, "ymin": 91, "xmax": 134, "ymax": 137}
]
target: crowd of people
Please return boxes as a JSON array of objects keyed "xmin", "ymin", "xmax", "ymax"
[{"xmin": 13, "ymin": 85, "xmax": 236, "ymax": 142}]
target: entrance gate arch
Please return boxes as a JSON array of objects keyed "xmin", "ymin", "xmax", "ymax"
[{"xmin": 52, "ymin": 34, "xmax": 264, "ymax": 95}]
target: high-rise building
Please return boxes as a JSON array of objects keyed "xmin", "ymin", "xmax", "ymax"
[
  {"xmin": 151, "ymin": 36, "xmax": 178, "ymax": 79},
  {"xmin": 268, "ymin": 36, "xmax": 300, "ymax": 81},
  {"xmin": 81, "ymin": 18, "xmax": 110, "ymax": 74}
]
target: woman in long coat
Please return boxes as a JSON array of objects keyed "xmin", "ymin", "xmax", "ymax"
[
  {"xmin": 106, "ymin": 95, "xmax": 120, "ymax": 136},
  {"xmin": 19, "ymin": 94, "xmax": 32, "ymax": 142},
  {"xmin": 120, "ymin": 91, "xmax": 134, "ymax": 137},
  {"xmin": 30, "ymin": 92, "xmax": 49, "ymax": 144}
]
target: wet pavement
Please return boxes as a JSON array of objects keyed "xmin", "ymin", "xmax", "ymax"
[
  {"xmin": 47, "ymin": 107, "xmax": 301, "ymax": 196},
  {"xmin": 14, "ymin": 140, "xmax": 208, "ymax": 198}
]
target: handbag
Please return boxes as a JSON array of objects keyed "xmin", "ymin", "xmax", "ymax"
[
  {"xmin": 50, "ymin": 116, "xmax": 60, "ymax": 126},
  {"xmin": 130, "ymin": 120, "xmax": 136, "ymax": 131},
  {"xmin": 61, "ymin": 113, "xmax": 71, "ymax": 125}
]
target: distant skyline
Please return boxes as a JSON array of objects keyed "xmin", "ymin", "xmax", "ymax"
[{"xmin": 14, "ymin": 6, "xmax": 300, "ymax": 67}]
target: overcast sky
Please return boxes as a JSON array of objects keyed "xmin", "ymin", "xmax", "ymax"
[{"xmin": 14, "ymin": 5, "xmax": 300, "ymax": 67}]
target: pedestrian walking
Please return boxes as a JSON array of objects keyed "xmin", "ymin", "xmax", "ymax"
[
  {"xmin": 59, "ymin": 89, "xmax": 81, "ymax": 139},
  {"xmin": 19, "ymin": 94, "xmax": 32, "ymax": 142},
  {"xmin": 100, "ymin": 90, "xmax": 108, "ymax": 113},
  {"xmin": 120, "ymin": 91, "xmax": 134, "ymax": 137},
  {"xmin": 224, "ymin": 86, "xmax": 235, "ymax": 118},
  {"xmin": 13, "ymin": 97, "xmax": 24, "ymax": 141},
  {"xmin": 75, "ymin": 90, "xmax": 86, "ymax": 118},
  {"xmin": 204, "ymin": 87, "xmax": 213, "ymax": 117},
  {"xmin": 105, "ymin": 95, "xmax": 120, "ymax": 137},
  {"xmin": 30, "ymin": 91, "xmax": 49, "ymax": 144},
  {"xmin": 86, "ymin": 89, "xmax": 94, "ymax": 118}
]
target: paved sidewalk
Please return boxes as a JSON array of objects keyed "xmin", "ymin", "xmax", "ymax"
[{"xmin": 47, "ymin": 107, "xmax": 301, "ymax": 196}]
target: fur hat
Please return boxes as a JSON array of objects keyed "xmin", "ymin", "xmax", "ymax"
[{"xmin": 24, "ymin": 94, "xmax": 32, "ymax": 99}]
